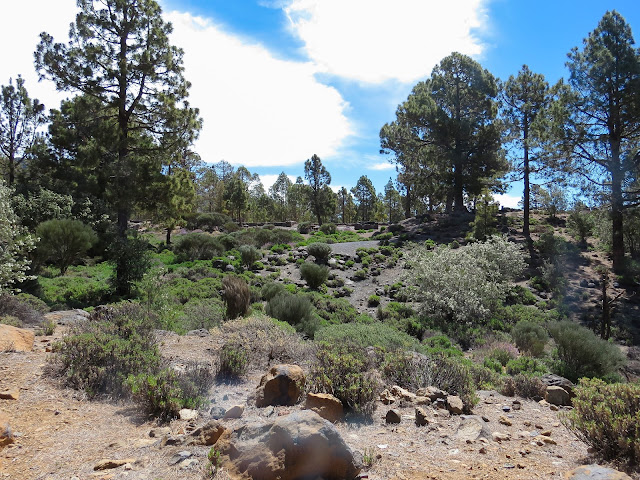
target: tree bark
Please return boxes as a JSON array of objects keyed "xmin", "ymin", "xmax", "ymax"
[
  {"xmin": 523, "ymin": 114, "xmax": 531, "ymax": 240},
  {"xmin": 610, "ymin": 143, "xmax": 624, "ymax": 274}
]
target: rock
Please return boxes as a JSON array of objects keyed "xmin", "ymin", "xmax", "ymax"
[
  {"xmin": 492, "ymin": 432, "xmax": 511, "ymax": 442},
  {"xmin": 179, "ymin": 408, "xmax": 198, "ymax": 420},
  {"xmin": 415, "ymin": 396, "xmax": 431, "ymax": 405},
  {"xmin": 534, "ymin": 435, "xmax": 557, "ymax": 445},
  {"xmin": 499, "ymin": 415, "xmax": 513, "ymax": 427},
  {"xmin": 456, "ymin": 415, "xmax": 491, "ymax": 442},
  {"xmin": 168, "ymin": 451, "xmax": 192, "ymax": 466},
  {"xmin": 149, "ymin": 427, "xmax": 171, "ymax": 438},
  {"xmin": 186, "ymin": 328, "xmax": 210, "ymax": 337},
  {"xmin": 379, "ymin": 389, "xmax": 396, "ymax": 405},
  {"xmin": 512, "ymin": 400, "xmax": 521, "ymax": 411},
  {"xmin": 540, "ymin": 374, "xmax": 575, "ymax": 396},
  {"xmin": 94, "ymin": 459, "xmax": 136, "ymax": 471},
  {"xmin": 304, "ymin": 393, "xmax": 344, "ymax": 423},
  {"xmin": 225, "ymin": 264, "xmax": 235, "ymax": 272},
  {"xmin": 215, "ymin": 410, "xmax": 361, "ymax": 480},
  {"xmin": 564, "ymin": 465, "xmax": 632, "ymax": 480},
  {"xmin": 417, "ymin": 386, "xmax": 447, "ymax": 402},
  {"xmin": 391, "ymin": 385, "xmax": 416, "ymax": 402},
  {"xmin": 545, "ymin": 386, "xmax": 572, "ymax": 406},
  {"xmin": 210, "ymin": 406, "xmax": 226, "ymax": 419},
  {"xmin": 580, "ymin": 279, "xmax": 589, "ymax": 287},
  {"xmin": 0, "ymin": 324, "xmax": 35, "ymax": 352},
  {"xmin": 415, "ymin": 407, "xmax": 429, "ymax": 426},
  {"xmin": 502, "ymin": 405, "xmax": 511, "ymax": 412},
  {"xmin": 0, "ymin": 388, "xmax": 20, "ymax": 400},
  {"xmin": 223, "ymin": 405, "xmax": 244, "ymax": 419},
  {"xmin": 44, "ymin": 309, "xmax": 89, "ymax": 326},
  {"xmin": 385, "ymin": 409, "xmax": 402, "ymax": 424},
  {"xmin": 0, "ymin": 413, "xmax": 14, "ymax": 448},
  {"xmin": 446, "ymin": 395, "xmax": 464, "ymax": 415},
  {"xmin": 187, "ymin": 420, "xmax": 226, "ymax": 446},
  {"xmin": 255, "ymin": 364, "xmax": 305, "ymax": 407}
]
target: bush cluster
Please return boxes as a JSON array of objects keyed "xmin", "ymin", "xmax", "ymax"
[
  {"xmin": 36, "ymin": 219, "xmax": 98, "ymax": 275},
  {"xmin": 511, "ymin": 319, "xmax": 548, "ymax": 357},
  {"xmin": 564, "ymin": 378, "xmax": 640, "ymax": 465},
  {"xmin": 216, "ymin": 338, "xmax": 250, "ymax": 380},
  {"xmin": 309, "ymin": 341, "xmax": 381, "ymax": 417},
  {"xmin": 299, "ymin": 262, "xmax": 329, "ymax": 289},
  {"xmin": 174, "ymin": 233, "xmax": 224, "ymax": 262},
  {"xmin": 306, "ymin": 243, "xmax": 332, "ymax": 263},
  {"xmin": 0, "ymin": 293, "xmax": 46, "ymax": 326},
  {"xmin": 266, "ymin": 293, "xmax": 318, "ymax": 337},
  {"xmin": 548, "ymin": 321, "xmax": 625, "ymax": 382},
  {"xmin": 238, "ymin": 244, "xmax": 262, "ymax": 267}
]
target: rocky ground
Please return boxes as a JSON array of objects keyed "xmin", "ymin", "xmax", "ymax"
[{"xmin": 1, "ymin": 316, "xmax": 632, "ymax": 480}]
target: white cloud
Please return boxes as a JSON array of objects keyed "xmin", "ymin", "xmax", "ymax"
[
  {"xmin": 284, "ymin": 0, "xmax": 489, "ymax": 84},
  {"xmin": 259, "ymin": 173, "xmax": 297, "ymax": 191},
  {"xmin": 0, "ymin": 0, "xmax": 78, "ymax": 113},
  {"xmin": 165, "ymin": 10, "xmax": 353, "ymax": 168},
  {"xmin": 495, "ymin": 193, "xmax": 522, "ymax": 209},
  {"xmin": 369, "ymin": 162, "xmax": 395, "ymax": 171}
]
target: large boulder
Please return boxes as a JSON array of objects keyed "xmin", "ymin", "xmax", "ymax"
[
  {"xmin": 540, "ymin": 374, "xmax": 575, "ymax": 397},
  {"xmin": 214, "ymin": 410, "xmax": 361, "ymax": 480},
  {"xmin": 0, "ymin": 324, "xmax": 34, "ymax": 352},
  {"xmin": 545, "ymin": 386, "xmax": 572, "ymax": 406},
  {"xmin": 456, "ymin": 415, "xmax": 491, "ymax": 442},
  {"xmin": 305, "ymin": 393, "xmax": 344, "ymax": 423},
  {"xmin": 255, "ymin": 364, "xmax": 305, "ymax": 407},
  {"xmin": 564, "ymin": 465, "xmax": 632, "ymax": 479},
  {"xmin": 187, "ymin": 420, "xmax": 226, "ymax": 446}
]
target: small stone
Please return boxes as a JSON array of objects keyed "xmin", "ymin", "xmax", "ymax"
[
  {"xmin": 391, "ymin": 385, "xmax": 416, "ymax": 402},
  {"xmin": 209, "ymin": 406, "xmax": 226, "ymax": 419},
  {"xmin": 541, "ymin": 430, "xmax": 552, "ymax": 437},
  {"xmin": 415, "ymin": 407, "xmax": 429, "ymax": 427},
  {"xmin": 512, "ymin": 400, "xmax": 521, "ymax": 411},
  {"xmin": 523, "ymin": 421, "xmax": 532, "ymax": 427},
  {"xmin": 0, "ymin": 388, "xmax": 19, "ymax": 401},
  {"xmin": 415, "ymin": 396, "xmax": 431, "ymax": 405},
  {"xmin": 492, "ymin": 432, "xmax": 511, "ymax": 442},
  {"xmin": 223, "ymin": 405, "xmax": 244, "ymax": 419},
  {"xmin": 479, "ymin": 447, "xmax": 487, "ymax": 454},
  {"xmin": 502, "ymin": 405, "xmax": 511, "ymax": 412},
  {"xmin": 550, "ymin": 404, "xmax": 559, "ymax": 411},
  {"xmin": 446, "ymin": 395, "xmax": 464, "ymax": 415},
  {"xmin": 149, "ymin": 427, "xmax": 171, "ymax": 438},
  {"xmin": 564, "ymin": 465, "xmax": 632, "ymax": 480},
  {"xmin": 168, "ymin": 451, "xmax": 192, "ymax": 466},
  {"xmin": 379, "ymin": 389, "xmax": 396, "ymax": 405},
  {"xmin": 179, "ymin": 409, "xmax": 198, "ymax": 421},
  {"xmin": 385, "ymin": 409, "xmax": 402, "ymax": 424},
  {"xmin": 534, "ymin": 435, "xmax": 556, "ymax": 445},
  {"xmin": 94, "ymin": 459, "xmax": 136, "ymax": 471},
  {"xmin": 499, "ymin": 416, "xmax": 512, "ymax": 427}
]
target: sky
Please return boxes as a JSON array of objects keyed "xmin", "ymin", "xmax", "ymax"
[{"xmin": 1, "ymin": 0, "xmax": 640, "ymax": 208}]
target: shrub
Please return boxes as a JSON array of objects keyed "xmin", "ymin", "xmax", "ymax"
[
  {"xmin": 192, "ymin": 212, "xmax": 231, "ymax": 232},
  {"xmin": 174, "ymin": 233, "xmax": 224, "ymax": 262},
  {"xmin": 266, "ymin": 293, "xmax": 317, "ymax": 337},
  {"xmin": 306, "ymin": 243, "xmax": 332, "ymax": 263},
  {"xmin": 222, "ymin": 276, "xmax": 250, "ymax": 319},
  {"xmin": 567, "ymin": 208, "xmax": 594, "ymax": 246},
  {"xmin": 548, "ymin": 321, "xmax": 625, "ymax": 382},
  {"xmin": 410, "ymin": 236, "xmax": 526, "ymax": 343},
  {"xmin": 180, "ymin": 298, "xmax": 225, "ymax": 331},
  {"xmin": 429, "ymin": 355, "xmax": 477, "ymax": 409},
  {"xmin": 36, "ymin": 219, "xmax": 98, "ymax": 275},
  {"xmin": 217, "ymin": 338, "xmax": 250, "ymax": 379},
  {"xmin": 564, "ymin": 378, "xmax": 640, "ymax": 465},
  {"xmin": 107, "ymin": 233, "xmax": 152, "ymax": 296},
  {"xmin": 217, "ymin": 315, "xmax": 313, "ymax": 368},
  {"xmin": 309, "ymin": 342, "xmax": 381, "ymax": 417},
  {"xmin": 52, "ymin": 303, "xmax": 160, "ymax": 398},
  {"xmin": 379, "ymin": 350, "xmax": 432, "ymax": 391},
  {"xmin": 297, "ymin": 222, "xmax": 312, "ymax": 234},
  {"xmin": 367, "ymin": 295, "xmax": 380, "ymax": 307},
  {"xmin": 238, "ymin": 245, "xmax": 262, "ymax": 267},
  {"xmin": 511, "ymin": 320, "xmax": 548, "ymax": 357},
  {"xmin": 224, "ymin": 221, "xmax": 240, "ymax": 233},
  {"xmin": 0, "ymin": 293, "xmax": 45, "ymax": 325},
  {"xmin": 261, "ymin": 282, "xmax": 286, "ymax": 301},
  {"xmin": 486, "ymin": 346, "xmax": 517, "ymax": 366},
  {"xmin": 299, "ymin": 262, "xmax": 329, "ymax": 289},
  {"xmin": 315, "ymin": 322, "xmax": 421, "ymax": 351},
  {"xmin": 506, "ymin": 356, "xmax": 548, "ymax": 376},
  {"xmin": 319, "ymin": 223, "xmax": 337, "ymax": 235},
  {"xmin": 500, "ymin": 374, "xmax": 546, "ymax": 399}
]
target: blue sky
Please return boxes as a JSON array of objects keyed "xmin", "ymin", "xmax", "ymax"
[{"xmin": 2, "ymin": 0, "xmax": 640, "ymax": 207}]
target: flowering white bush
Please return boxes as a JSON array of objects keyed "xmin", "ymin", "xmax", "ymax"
[
  {"xmin": 0, "ymin": 180, "xmax": 36, "ymax": 291},
  {"xmin": 409, "ymin": 236, "xmax": 526, "ymax": 326}
]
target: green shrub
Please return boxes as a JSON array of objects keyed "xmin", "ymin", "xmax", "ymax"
[
  {"xmin": 36, "ymin": 219, "xmax": 97, "ymax": 275},
  {"xmin": 266, "ymin": 293, "xmax": 318, "ymax": 337},
  {"xmin": 483, "ymin": 357, "xmax": 503, "ymax": 374},
  {"xmin": 506, "ymin": 285, "xmax": 538, "ymax": 306},
  {"xmin": 224, "ymin": 221, "xmax": 240, "ymax": 233},
  {"xmin": 564, "ymin": 378, "xmax": 640, "ymax": 465},
  {"xmin": 367, "ymin": 295, "xmax": 380, "ymax": 307},
  {"xmin": 238, "ymin": 244, "xmax": 262, "ymax": 267},
  {"xmin": 191, "ymin": 212, "xmax": 231, "ymax": 232},
  {"xmin": 548, "ymin": 321, "xmax": 625, "ymax": 382},
  {"xmin": 379, "ymin": 350, "xmax": 432, "ymax": 391},
  {"xmin": 429, "ymin": 355, "xmax": 477, "ymax": 409},
  {"xmin": 319, "ymin": 223, "xmax": 337, "ymax": 235},
  {"xmin": 299, "ymin": 262, "xmax": 329, "ymax": 289},
  {"xmin": 222, "ymin": 276, "xmax": 250, "ymax": 319},
  {"xmin": 310, "ymin": 342, "xmax": 381, "ymax": 417},
  {"xmin": 315, "ymin": 322, "xmax": 421, "ymax": 351},
  {"xmin": 567, "ymin": 208, "xmax": 594, "ymax": 245},
  {"xmin": 511, "ymin": 320, "xmax": 548, "ymax": 357},
  {"xmin": 180, "ymin": 298, "xmax": 225, "ymax": 331},
  {"xmin": 127, "ymin": 369, "xmax": 187, "ymax": 421},
  {"xmin": 297, "ymin": 222, "xmax": 312, "ymax": 234},
  {"xmin": 506, "ymin": 356, "xmax": 548, "ymax": 376},
  {"xmin": 487, "ymin": 346, "xmax": 517, "ymax": 366},
  {"xmin": 422, "ymin": 335, "xmax": 463, "ymax": 357},
  {"xmin": 352, "ymin": 269, "xmax": 367, "ymax": 281},
  {"xmin": 217, "ymin": 338, "xmax": 250, "ymax": 379},
  {"xmin": 306, "ymin": 243, "xmax": 332, "ymax": 263},
  {"xmin": 107, "ymin": 233, "xmax": 152, "ymax": 296},
  {"xmin": 174, "ymin": 233, "xmax": 224, "ymax": 262},
  {"xmin": 261, "ymin": 282, "xmax": 286, "ymax": 301},
  {"xmin": 52, "ymin": 303, "xmax": 160, "ymax": 398}
]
